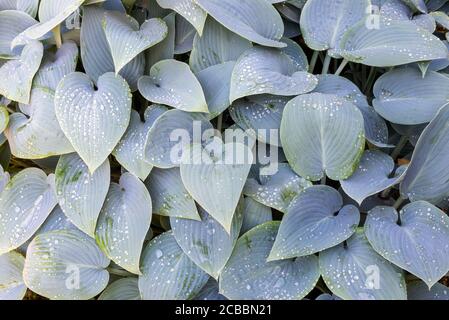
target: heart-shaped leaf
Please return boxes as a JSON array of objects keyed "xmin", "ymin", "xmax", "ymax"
[
  {"xmin": 55, "ymin": 153, "xmax": 110, "ymax": 237},
  {"xmin": 319, "ymin": 229, "xmax": 407, "ymax": 300},
  {"xmin": 5, "ymin": 88, "xmax": 75, "ymax": 159},
  {"xmin": 174, "ymin": 14, "xmax": 196, "ymax": 54},
  {"xmin": 180, "ymin": 140, "xmax": 253, "ymax": 232},
  {"xmin": 138, "ymin": 231, "xmax": 210, "ymax": 300},
  {"xmin": 144, "ymin": 109, "xmax": 213, "ymax": 168},
  {"xmin": 189, "ymin": 17, "xmax": 252, "ymax": 74},
  {"xmin": 373, "ymin": 67, "xmax": 449, "ymax": 125},
  {"xmin": 300, "ymin": 0, "xmax": 370, "ymax": 57},
  {"xmin": 365, "ymin": 201, "xmax": 449, "ymax": 287},
  {"xmin": 23, "ymin": 229, "xmax": 110, "ymax": 300},
  {"xmin": 156, "ymin": 0, "xmax": 206, "ymax": 36},
  {"xmin": 196, "ymin": 0, "xmax": 285, "ymax": 48},
  {"xmin": 0, "ymin": 168, "xmax": 57, "ymax": 255},
  {"xmin": 219, "ymin": 221, "xmax": 320, "ymax": 300},
  {"xmin": 341, "ymin": 151, "xmax": 407, "ymax": 205},
  {"xmin": 55, "ymin": 72, "xmax": 132, "ymax": 173},
  {"xmin": 400, "ymin": 103, "xmax": 449, "ymax": 203},
  {"xmin": 229, "ymin": 47, "xmax": 318, "ymax": 103},
  {"xmin": 281, "ymin": 92, "xmax": 365, "ymax": 181},
  {"xmin": 138, "ymin": 59, "xmax": 208, "ymax": 113},
  {"xmin": 95, "ymin": 172, "xmax": 152, "ymax": 275},
  {"xmin": 241, "ymin": 197, "xmax": 272, "ymax": 235},
  {"xmin": 103, "ymin": 11, "xmax": 167, "ymax": 73},
  {"xmin": 0, "ymin": 40, "xmax": 43, "ymax": 103},
  {"xmin": 0, "ymin": 10, "xmax": 37, "ymax": 58},
  {"xmin": 244, "ymin": 163, "xmax": 312, "ymax": 213},
  {"xmin": 99, "ymin": 278, "xmax": 141, "ymax": 300},
  {"xmin": 112, "ymin": 106, "xmax": 166, "ymax": 180},
  {"xmin": 0, "ymin": 251, "xmax": 27, "ymax": 300},
  {"xmin": 269, "ymin": 185, "xmax": 359, "ymax": 260},
  {"xmin": 81, "ymin": 6, "xmax": 144, "ymax": 90},
  {"xmin": 171, "ymin": 202, "xmax": 243, "ymax": 279},
  {"xmin": 144, "ymin": 167, "xmax": 200, "ymax": 221},
  {"xmin": 340, "ymin": 20, "xmax": 448, "ymax": 67},
  {"xmin": 33, "ymin": 41, "xmax": 79, "ymax": 91}
]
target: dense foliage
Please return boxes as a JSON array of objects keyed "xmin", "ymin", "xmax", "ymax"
[{"xmin": 0, "ymin": 0, "xmax": 449, "ymax": 300}]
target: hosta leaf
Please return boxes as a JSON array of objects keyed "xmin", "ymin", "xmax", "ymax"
[
  {"xmin": 219, "ymin": 222, "xmax": 320, "ymax": 300},
  {"xmin": 138, "ymin": 60, "xmax": 208, "ymax": 113},
  {"xmin": 400, "ymin": 103, "xmax": 449, "ymax": 203},
  {"xmin": 365, "ymin": 202, "xmax": 449, "ymax": 287},
  {"xmin": 0, "ymin": 0, "xmax": 39, "ymax": 17},
  {"xmin": 229, "ymin": 95, "xmax": 290, "ymax": 147},
  {"xmin": 0, "ymin": 106, "xmax": 9, "ymax": 134},
  {"xmin": 340, "ymin": 20, "xmax": 448, "ymax": 67},
  {"xmin": 196, "ymin": 0, "xmax": 285, "ymax": 48},
  {"xmin": 95, "ymin": 173, "xmax": 152, "ymax": 275},
  {"xmin": 0, "ymin": 10, "xmax": 37, "ymax": 58},
  {"xmin": 319, "ymin": 229, "xmax": 407, "ymax": 300},
  {"xmin": 196, "ymin": 61, "xmax": 235, "ymax": 119},
  {"xmin": 0, "ymin": 40, "xmax": 43, "ymax": 103},
  {"xmin": 33, "ymin": 41, "xmax": 79, "ymax": 91},
  {"xmin": 300, "ymin": 0, "xmax": 370, "ymax": 57},
  {"xmin": 229, "ymin": 47, "xmax": 318, "ymax": 103},
  {"xmin": 156, "ymin": 0, "xmax": 207, "ymax": 36},
  {"xmin": 98, "ymin": 278, "xmax": 141, "ymax": 300},
  {"xmin": 280, "ymin": 93, "xmax": 365, "ymax": 181},
  {"xmin": 138, "ymin": 231, "xmax": 209, "ymax": 300},
  {"xmin": 112, "ymin": 106, "xmax": 166, "ymax": 180},
  {"xmin": 373, "ymin": 67, "xmax": 449, "ymax": 125},
  {"xmin": 144, "ymin": 109, "xmax": 213, "ymax": 168},
  {"xmin": 244, "ymin": 163, "xmax": 312, "ymax": 213},
  {"xmin": 408, "ymin": 280, "xmax": 449, "ymax": 300},
  {"xmin": 313, "ymin": 74, "xmax": 391, "ymax": 148},
  {"xmin": 195, "ymin": 278, "xmax": 227, "ymax": 300},
  {"xmin": 402, "ymin": 0, "xmax": 427, "ymax": 12},
  {"xmin": 241, "ymin": 197, "xmax": 272, "ymax": 235},
  {"xmin": 144, "ymin": 167, "xmax": 200, "ymax": 221},
  {"xmin": 174, "ymin": 14, "xmax": 196, "ymax": 54},
  {"xmin": 23, "ymin": 229, "xmax": 110, "ymax": 300},
  {"xmin": 189, "ymin": 17, "xmax": 252, "ymax": 74},
  {"xmin": 103, "ymin": 11, "xmax": 167, "ymax": 73},
  {"xmin": 269, "ymin": 186, "xmax": 359, "ymax": 260},
  {"xmin": 81, "ymin": 6, "xmax": 144, "ymax": 90},
  {"xmin": 12, "ymin": 0, "xmax": 85, "ymax": 47},
  {"xmin": 341, "ymin": 151, "xmax": 406, "ymax": 205},
  {"xmin": 55, "ymin": 72, "xmax": 132, "ymax": 173},
  {"xmin": 0, "ymin": 168, "xmax": 57, "ymax": 255},
  {"xmin": 5, "ymin": 88, "xmax": 75, "ymax": 159},
  {"xmin": 0, "ymin": 251, "xmax": 26, "ymax": 300},
  {"xmin": 55, "ymin": 153, "xmax": 110, "ymax": 237},
  {"xmin": 36, "ymin": 205, "xmax": 77, "ymax": 234},
  {"xmin": 171, "ymin": 203, "xmax": 243, "ymax": 279},
  {"xmin": 180, "ymin": 140, "xmax": 252, "ymax": 233}
]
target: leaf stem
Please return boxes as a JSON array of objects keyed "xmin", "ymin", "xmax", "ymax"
[
  {"xmin": 390, "ymin": 136, "xmax": 408, "ymax": 160},
  {"xmin": 107, "ymin": 267, "xmax": 134, "ymax": 277},
  {"xmin": 334, "ymin": 59, "xmax": 348, "ymax": 76},
  {"xmin": 217, "ymin": 113, "xmax": 223, "ymax": 132},
  {"xmin": 393, "ymin": 195, "xmax": 405, "ymax": 210},
  {"xmin": 52, "ymin": 24, "xmax": 62, "ymax": 49},
  {"xmin": 309, "ymin": 51, "xmax": 319, "ymax": 73},
  {"xmin": 321, "ymin": 53, "xmax": 332, "ymax": 74},
  {"xmin": 363, "ymin": 67, "xmax": 377, "ymax": 94},
  {"xmin": 321, "ymin": 176, "xmax": 327, "ymax": 185}
]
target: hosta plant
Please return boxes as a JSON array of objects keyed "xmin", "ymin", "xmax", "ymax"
[{"xmin": 1, "ymin": 0, "xmax": 449, "ymax": 301}]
